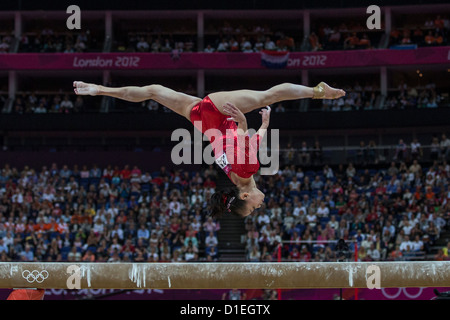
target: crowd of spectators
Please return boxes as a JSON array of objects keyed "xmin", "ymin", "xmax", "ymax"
[
  {"xmin": 308, "ymin": 14, "xmax": 449, "ymax": 52},
  {"xmin": 0, "ymin": 164, "xmax": 221, "ymax": 263},
  {"xmin": 384, "ymin": 80, "xmax": 443, "ymax": 110},
  {"xmin": 317, "ymin": 81, "xmax": 381, "ymax": 111},
  {"xmin": 120, "ymin": 33, "xmax": 196, "ymax": 53},
  {"xmin": 6, "ymin": 77, "xmax": 446, "ymax": 115},
  {"xmin": 11, "ymin": 92, "xmax": 85, "ymax": 114},
  {"xmin": 18, "ymin": 29, "xmax": 98, "ymax": 53},
  {"xmin": 0, "ymin": 150, "xmax": 449, "ymax": 265},
  {"xmin": 244, "ymin": 156, "xmax": 450, "ymax": 263},
  {"xmin": 389, "ymin": 15, "xmax": 449, "ymax": 48},
  {"xmin": 307, "ymin": 19, "xmax": 385, "ymax": 52},
  {"xmin": 312, "ymin": 80, "xmax": 445, "ymax": 112},
  {"xmin": 120, "ymin": 21, "xmax": 296, "ymax": 53},
  {"xmin": 1, "ymin": 12, "xmax": 449, "ymax": 54},
  {"xmin": 282, "ymin": 133, "xmax": 450, "ymax": 170},
  {"xmin": 204, "ymin": 21, "xmax": 296, "ymax": 53},
  {"xmin": 203, "ymin": 34, "xmax": 294, "ymax": 53}
]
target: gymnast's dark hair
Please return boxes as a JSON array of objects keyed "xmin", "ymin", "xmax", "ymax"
[{"xmin": 209, "ymin": 164, "xmax": 246, "ymax": 219}]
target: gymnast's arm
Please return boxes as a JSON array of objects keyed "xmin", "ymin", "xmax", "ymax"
[
  {"xmin": 223, "ymin": 102, "xmax": 248, "ymax": 136},
  {"xmin": 253, "ymin": 106, "xmax": 271, "ymax": 143}
]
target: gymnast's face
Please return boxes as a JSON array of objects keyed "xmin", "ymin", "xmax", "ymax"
[{"xmin": 240, "ymin": 187, "xmax": 265, "ymax": 217}]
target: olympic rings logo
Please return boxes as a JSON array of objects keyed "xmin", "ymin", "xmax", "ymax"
[
  {"xmin": 22, "ymin": 270, "xmax": 49, "ymax": 284},
  {"xmin": 381, "ymin": 287, "xmax": 424, "ymax": 299}
]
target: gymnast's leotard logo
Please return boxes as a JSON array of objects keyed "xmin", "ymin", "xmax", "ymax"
[
  {"xmin": 22, "ymin": 270, "xmax": 49, "ymax": 283},
  {"xmin": 215, "ymin": 153, "xmax": 231, "ymax": 175}
]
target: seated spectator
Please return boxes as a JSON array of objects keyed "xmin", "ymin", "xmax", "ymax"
[
  {"xmin": 0, "ymin": 38, "xmax": 10, "ymax": 53},
  {"xmin": 308, "ymin": 32, "xmax": 321, "ymax": 51},
  {"xmin": 264, "ymin": 37, "xmax": 276, "ymax": 51},
  {"xmin": 344, "ymin": 32, "xmax": 359, "ymax": 49},
  {"xmin": 229, "ymin": 38, "xmax": 239, "ymax": 52},
  {"xmin": 400, "ymin": 29, "xmax": 412, "ymax": 44},
  {"xmin": 316, "ymin": 201, "xmax": 329, "ymax": 218},
  {"xmin": 136, "ymin": 37, "xmax": 150, "ymax": 52},
  {"xmin": 366, "ymin": 243, "xmax": 381, "ymax": 261},
  {"xmin": 299, "ymin": 141, "xmax": 311, "ymax": 165},
  {"xmin": 424, "ymin": 30, "xmax": 435, "ymax": 45},
  {"xmin": 389, "ymin": 245, "xmax": 403, "ymax": 261},
  {"xmin": 204, "ymin": 44, "xmax": 215, "ymax": 53},
  {"xmin": 216, "ymin": 38, "xmax": 229, "ymax": 52},
  {"xmin": 399, "ymin": 235, "xmax": 414, "ymax": 252},
  {"xmin": 440, "ymin": 134, "xmax": 450, "ymax": 160},
  {"xmin": 412, "ymin": 27, "xmax": 424, "ymax": 44},
  {"xmin": 394, "ymin": 139, "xmax": 407, "ymax": 162},
  {"xmin": 327, "ymin": 27, "xmax": 341, "ymax": 49},
  {"xmin": 358, "ymin": 33, "xmax": 371, "ymax": 48},
  {"xmin": 410, "ymin": 139, "xmax": 423, "ymax": 161},
  {"xmin": 311, "ymin": 141, "xmax": 323, "ymax": 165},
  {"xmin": 205, "ymin": 231, "xmax": 218, "ymax": 248},
  {"xmin": 151, "ymin": 39, "xmax": 161, "ymax": 52}
]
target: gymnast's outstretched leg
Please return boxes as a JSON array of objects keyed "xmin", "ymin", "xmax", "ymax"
[
  {"xmin": 209, "ymin": 82, "xmax": 346, "ymax": 115},
  {"xmin": 73, "ymin": 81, "xmax": 201, "ymax": 121}
]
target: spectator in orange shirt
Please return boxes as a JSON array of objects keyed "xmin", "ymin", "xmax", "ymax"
[
  {"xmin": 425, "ymin": 186, "xmax": 436, "ymax": 200},
  {"xmin": 389, "ymin": 244, "xmax": 403, "ymax": 261},
  {"xmin": 276, "ymin": 34, "xmax": 295, "ymax": 51},
  {"xmin": 414, "ymin": 186, "xmax": 423, "ymax": 201},
  {"xmin": 33, "ymin": 221, "xmax": 47, "ymax": 233},
  {"xmin": 71, "ymin": 211, "xmax": 83, "ymax": 225},
  {"xmin": 434, "ymin": 32, "xmax": 443, "ymax": 45},
  {"xmin": 358, "ymin": 33, "xmax": 371, "ymax": 48},
  {"xmin": 82, "ymin": 249, "xmax": 96, "ymax": 262},
  {"xmin": 79, "ymin": 211, "xmax": 93, "ymax": 226},
  {"xmin": 344, "ymin": 32, "xmax": 359, "ymax": 49},
  {"xmin": 44, "ymin": 218, "xmax": 59, "ymax": 233}
]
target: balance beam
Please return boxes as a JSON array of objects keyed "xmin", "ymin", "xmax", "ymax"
[{"xmin": 1, "ymin": 262, "xmax": 449, "ymax": 289}]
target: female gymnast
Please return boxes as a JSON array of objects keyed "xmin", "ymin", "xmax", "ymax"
[{"xmin": 73, "ymin": 81, "xmax": 345, "ymax": 218}]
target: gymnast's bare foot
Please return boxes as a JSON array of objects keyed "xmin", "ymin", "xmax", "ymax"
[{"xmin": 73, "ymin": 81, "xmax": 100, "ymax": 96}]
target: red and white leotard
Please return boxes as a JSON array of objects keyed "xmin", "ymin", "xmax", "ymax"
[{"xmin": 190, "ymin": 96, "xmax": 261, "ymax": 179}]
